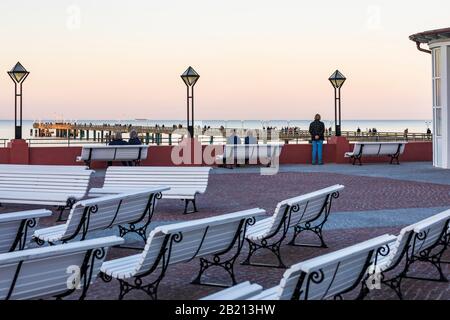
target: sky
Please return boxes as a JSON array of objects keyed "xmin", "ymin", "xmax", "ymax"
[{"xmin": 0, "ymin": 0, "xmax": 448, "ymax": 121}]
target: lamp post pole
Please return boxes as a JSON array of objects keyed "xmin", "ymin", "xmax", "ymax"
[
  {"xmin": 334, "ymin": 86, "xmax": 342, "ymax": 136},
  {"xmin": 191, "ymin": 85, "xmax": 194, "ymax": 137},
  {"xmin": 334, "ymin": 87, "xmax": 338, "ymax": 136},
  {"xmin": 8, "ymin": 62, "xmax": 29, "ymax": 140},
  {"xmin": 186, "ymin": 85, "xmax": 190, "ymax": 136}
]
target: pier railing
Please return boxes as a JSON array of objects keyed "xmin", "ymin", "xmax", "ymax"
[
  {"xmin": 0, "ymin": 130, "xmax": 432, "ymax": 147},
  {"xmin": 280, "ymin": 131, "xmax": 432, "ymax": 143}
]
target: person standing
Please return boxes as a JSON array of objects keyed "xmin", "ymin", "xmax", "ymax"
[{"xmin": 309, "ymin": 114, "xmax": 325, "ymax": 165}]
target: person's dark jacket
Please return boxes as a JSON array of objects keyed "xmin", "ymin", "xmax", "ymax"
[
  {"xmin": 309, "ymin": 120, "xmax": 325, "ymax": 141},
  {"xmin": 128, "ymin": 137, "xmax": 142, "ymax": 145},
  {"xmin": 109, "ymin": 139, "xmax": 128, "ymax": 145}
]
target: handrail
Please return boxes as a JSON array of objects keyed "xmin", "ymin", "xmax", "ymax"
[{"xmin": 0, "ymin": 130, "xmax": 433, "ymax": 148}]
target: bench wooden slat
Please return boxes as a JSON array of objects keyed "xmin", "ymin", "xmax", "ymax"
[
  {"xmin": 344, "ymin": 142, "xmax": 407, "ymax": 165},
  {"xmin": 33, "ymin": 187, "xmax": 169, "ymax": 244},
  {"xmin": 0, "ymin": 165, "xmax": 93, "ymax": 208},
  {"xmin": 203, "ymin": 234, "xmax": 396, "ymax": 300},
  {"xmin": 0, "ymin": 236, "xmax": 123, "ymax": 300},
  {"xmin": 90, "ymin": 167, "xmax": 212, "ymax": 214},
  {"xmin": 100, "ymin": 208, "xmax": 266, "ymax": 297}
]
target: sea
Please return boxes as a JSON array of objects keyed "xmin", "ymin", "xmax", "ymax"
[{"xmin": 0, "ymin": 119, "xmax": 432, "ymax": 140}]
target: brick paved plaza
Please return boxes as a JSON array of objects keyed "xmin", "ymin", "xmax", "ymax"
[{"xmin": 1, "ymin": 162, "xmax": 449, "ymax": 300}]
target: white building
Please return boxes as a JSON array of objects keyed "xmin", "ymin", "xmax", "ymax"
[{"xmin": 410, "ymin": 28, "xmax": 450, "ymax": 169}]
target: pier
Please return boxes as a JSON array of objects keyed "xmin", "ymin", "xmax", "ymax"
[
  {"xmin": 32, "ymin": 122, "xmax": 432, "ymax": 145},
  {"xmin": 32, "ymin": 122, "xmax": 179, "ymax": 145}
]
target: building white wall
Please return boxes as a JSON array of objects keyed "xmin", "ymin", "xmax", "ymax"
[{"xmin": 430, "ymin": 41, "xmax": 450, "ymax": 169}]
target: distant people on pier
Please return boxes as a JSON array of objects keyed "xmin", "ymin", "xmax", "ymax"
[
  {"xmin": 427, "ymin": 128, "xmax": 432, "ymax": 139},
  {"xmin": 128, "ymin": 129, "xmax": 142, "ymax": 145},
  {"xmin": 309, "ymin": 114, "xmax": 325, "ymax": 165},
  {"xmin": 404, "ymin": 128, "xmax": 409, "ymax": 140},
  {"xmin": 244, "ymin": 131, "xmax": 257, "ymax": 145},
  {"xmin": 357, "ymin": 127, "xmax": 361, "ymax": 135},
  {"xmin": 227, "ymin": 129, "xmax": 241, "ymax": 145}
]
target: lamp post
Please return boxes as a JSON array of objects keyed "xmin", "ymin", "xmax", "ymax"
[
  {"xmin": 181, "ymin": 66, "xmax": 200, "ymax": 138},
  {"xmin": 328, "ymin": 70, "xmax": 346, "ymax": 137},
  {"xmin": 8, "ymin": 62, "xmax": 30, "ymax": 140}
]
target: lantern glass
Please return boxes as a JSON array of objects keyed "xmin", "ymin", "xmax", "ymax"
[
  {"xmin": 329, "ymin": 70, "xmax": 346, "ymax": 88},
  {"xmin": 8, "ymin": 62, "xmax": 29, "ymax": 83},
  {"xmin": 181, "ymin": 66, "xmax": 200, "ymax": 87}
]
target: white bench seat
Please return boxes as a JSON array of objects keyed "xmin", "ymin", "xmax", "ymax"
[
  {"xmin": 89, "ymin": 166, "xmax": 211, "ymax": 214},
  {"xmin": 216, "ymin": 144, "xmax": 283, "ymax": 168},
  {"xmin": 246, "ymin": 286, "xmax": 279, "ymax": 300},
  {"xmin": 100, "ymin": 208, "xmax": 266, "ymax": 300},
  {"xmin": 203, "ymin": 234, "xmax": 396, "ymax": 300},
  {"xmin": 243, "ymin": 185, "xmax": 345, "ymax": 268},
  {"xmin": 201, "ymin": 281, "xmax": 263, "ymax": 300},
  {"xmin": 33, "ymin": 225, "xmax": 67, "ymax": 243},
  {"xmin": 77, "ymin": 144, "xmax": 149, "ymax": 167},
  {"xmin": 0, "ymin": 164, "xmax": 93, "ymax": 221},
  {"xmin": 33, "ymin": 187, "xmax": 169, "ymax": 245},
  {"xmin": 0, "ymin": 236, "xmax": 124, "ymax": 300},
  {"xmin": 0, "ymin": 209, "xmax": 52, "ymax": 253},
  {"xmin": 344, "ymin": 141, "xmax": 407, "ymax": 165}
]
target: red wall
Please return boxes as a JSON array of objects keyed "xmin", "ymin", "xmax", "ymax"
[
  {"xmin": 0, "ymin": 140, "xmax": 433, "ymax": 166},
  {"xmin": 0, "ymin": 148, "xmax": 9, "ymax": 164},
  {"xmin": 279, "ymin": 143, "xmax": 336, "ymax": 164},
  {"xmin": 29, "ymin": 147, "xmax": 83, "ymax": 165}
]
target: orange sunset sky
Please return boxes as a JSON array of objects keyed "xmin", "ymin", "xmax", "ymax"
[{"xmin": 0, "ymin": 0, "xmax": 448, "ymax": 121}]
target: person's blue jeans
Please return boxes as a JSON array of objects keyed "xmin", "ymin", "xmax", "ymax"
[{"xmin": 312, "ymin": 140, "xmax": 323, "ymax": 164}]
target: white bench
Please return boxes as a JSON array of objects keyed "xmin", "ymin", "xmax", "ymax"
[
  {"xmin": 0, "ymin": 209, "xmax": 52, "ymax": 253},
  {"xmin": 344, "ymin": 141, "xmax": 407, "ymax": 165},
  {"xmin": 216, "ymin": 144, "xmax": 283, "ymax": 168},
  {"xmin": 203, "ymin": 234, "xmax": 396, "ymax": 300},
  {"xmin": 0, "ymin": 236, "xmax": 123, "ymax": 300},
  {"xmin": 0, "ymin": 164, "xmax": 93, "ymax": 221},
  {"xmin": 33, "ymin": 187, "xmax": 168, "ymax": 245},
  {"xmin": 100, "ymin": 208, "xmax": 266, "ymax": 300},
  {"xmin": 76, "ymin": 145, "xmax": 149, "ymax": 167},
  {"xmin": 89, "ymin": 166, "xmax": 211, "ymax": 214},
  {"xmin": 242, "ymin": 185, "xmax": 345, "ymax": 268},
  {"xmin": 363, "ymin": 209, "xmax": 450, "ymax": 300}
]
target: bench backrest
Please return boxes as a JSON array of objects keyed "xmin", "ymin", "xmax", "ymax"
[
  {"xmin": 223, "ymin": 144, "xmax": 282, "ymax": 161},
  {"xmin": 135, "ymin": 209, "xmax": 266, "ymax": 274},
  {"xmin": 276, "ymin": 234, "xmax": 396, "ymax": 300},
  {"xmin": 384, "ymin": 210, "xmax": 450, "ymax": 267},
  {"xmin": 0, "ymin": 210, "xmax": 52, "ymax": 253},
  {"xmin": 0, "ymin": 165, "xmax": 93, "ymax": 203},
  {"xmin": 264, "ymin": 185, "xmax": 344, "ymax": 236},
  {"xmin": 405, "ymin": 210, "xmax": 449, "ymax": 256},
  {"xmin": 0, "ymin": 236, "xmax": 123, "ymax": 300},
  {"xmin": 79, "ymin": 145, "xmax": 149, "ymax": 161},
  {"xmin": 352, "ymin": 142, "xmax": 406, "ymax": 157},
  {"xmin": 379, "ymin": 143, "xmax": 405, "ymax": 155},
  {"xmin": 59, "ymin": 188, "xmax": 168, "ymax": 241},
  {"xmin": 103, "ymin": 167, "xmax": 211, "ymax": 194}
]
